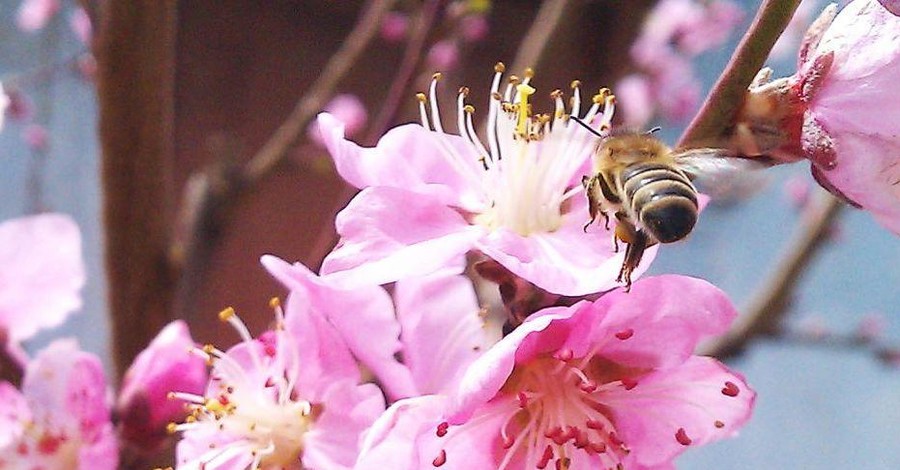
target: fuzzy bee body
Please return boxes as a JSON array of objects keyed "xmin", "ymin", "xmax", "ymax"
[{"xmin": 583, "ymin": 133, "xmax": 715, "ymax": 290}]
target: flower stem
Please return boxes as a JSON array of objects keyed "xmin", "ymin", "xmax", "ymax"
[{"xmin": 678, "ymin": 0, "xmax": 802, "ymax": 148}]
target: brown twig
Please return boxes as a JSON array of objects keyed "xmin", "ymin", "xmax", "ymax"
[
  {"xmin": 305, "ymin": 0, "xmax": 447, "ymax": 269},
  {"xmin": 702, "ymin": 189, "xmax": 844, "ymax": 358},
  {"xmin": 0, "ymin": 333, "xmax": 24, "ymax": 387},
  {"xmin": 508, "ymin": 0, "xmax": 571, "ymax": 76},
  {"xmin": 678, "ymin": 0, "xmax": 802, "ymax": 148}
]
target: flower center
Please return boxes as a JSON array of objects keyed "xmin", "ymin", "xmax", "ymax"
[
  {"xmin": 417, "ymin": 63, "xmax": 616, "ymax": 237},
  {"xmin": 433, "ymin": 349, "xmax": 638, "ymax": 470},
  {"xmin": 170, "ymin": 301, "xmax": 315, "ymax": 469}
]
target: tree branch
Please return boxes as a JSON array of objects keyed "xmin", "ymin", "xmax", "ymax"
[
  {"xmin": 678, "ymin": 0, "xmax": 801, "ymax": 148},
  {"xmin": 96, "ymin": 0, "xmax": 177, "ymax": 379},
  {"xmin": 702, "ymin": 189, "xmax": 844, "ymax": 358}
]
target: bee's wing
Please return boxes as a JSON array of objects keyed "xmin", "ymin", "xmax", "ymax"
[{"xmin": 673, "ymin": 148, "xmax": 772, "ymax": 203}]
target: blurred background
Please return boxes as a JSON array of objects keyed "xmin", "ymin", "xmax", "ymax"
[{"xmin": 0, "ymin": 0, "xmax": 897, "ymax": 468}]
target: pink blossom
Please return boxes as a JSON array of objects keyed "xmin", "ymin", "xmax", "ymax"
[
  {"xmin": 116, "ymin": 320, "xmax": 207, "ymax": 452},
  {"xmin": 798, "ymin": 0, "xmax": 900, "ymax": 234},
  {"xmin": 262, "ymin": 256, "xmax": 495, "ymax": 400},
  {"xmin": 16, "ymin": 0, "xmax": 60, "ymax": 32},
  {"xmin": 460, "ymin": 15, "xmax": 489, "ymax": 42},
  {"xmin": 317, "ymin": 66, "xmax": 656, "ymax": 296},
  {"xmin": 615, "ymin": 74, "xmax": 654, "ymax": 128},
  {"xmin": 170, "ymin": 295, "xmax": 384, "ymax": 469},
  {"xmin": 357, "ymin": 275, "xmax": 755, "ymax": 470},
  {"xmin": 69, "ymin": 8, "xmax": 92, "ymax": 45},
  {"xmin": 0, "ymin": 340, "xmax": 118, "ymax": 470},
  {"xmin": 0, "ymin": 214, "xmax": 84, "ymax": 343},
  {"xmin": 307, "ymin": 94, "xmax": 368, "ymax": 147}
]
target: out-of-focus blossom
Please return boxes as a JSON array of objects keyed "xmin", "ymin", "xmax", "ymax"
[
  {"xmin": 317, "ymin": 64, "xmax": 655, "ymax": 296},
  {"xmin": 308, "ymin": 94, "xmax": 367, "ymax": 146},
  {"xmin": 427, "ymin": 40, "xmax": 460, "ymax": 71},
  {"xmin": 380, "ymin": 12, "xmax": 409, "ymax": 42},
  {"xmin": 16, "ymin": 0, "xmax": 60, "ymax": 32},
  {"xmin": 854, "ymin": 313, "xmax": 887, "ymax": 343},
  {"xmin": 69, "ymin": 8, "xmax": 92, "ymax": 45},
  {"xmin": 0, "ymin": 214, "xmax": 84, "ymax": 343},
  {"xmin": 170, "ymin": 295, "xmax": 384, "ymax": 469},
  {"xmin": 459, "ymin": 14, "xmax": 489, "ymax": 42},
  {"xmin": 771, "ymin": 0, "xmax": 826, "ymax": 61},
  {"xmin": 4, "ymin": 88, "xmax": 33, "ymax": 122},
  {"xmin": 22, "ymin": 124, "xmax": 49, "ymax": 151},
  {"xmin": 356, "ymin": 276, "xmax": 755, "ymax": 470},
  {"xmin": 741, "ymin": 0, "xmax": 900, "ymax": 234},
  {"xmin": 614, "ymin": 74, "xmax": 654, "ymax": 128},
  {"xmin": 0, "ymin": 85, "xmax": 8, "ymax": 131},
  {"xmin": 76, "ymin": 53, "xmax": 97, "ymax": 81},
  {"xmin": 0, "ymin": 340, "xmax": 118, "ymax": 470},
  {"xmin": 783, "ymin": 174, "xmax": 812, "ymax": 208},
  {"xmin": 622, "ymin": 0, "xmax": 743, "ymax": 127},
  {"xmin": 116, "ymin": 320, "xmax": 207, "ymax": 452}
]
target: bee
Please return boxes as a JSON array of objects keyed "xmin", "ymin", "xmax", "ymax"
[{"xmin": 575, "ymin": 119, "xmax": 759, "ymax": 290}]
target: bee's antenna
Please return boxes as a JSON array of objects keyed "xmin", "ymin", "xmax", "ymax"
[
  {"xmin": 646, "ymin": 126, "xmax": 661, "ymax": 135},
  {"xmin": 569, "ymin": 116, "xmax": 606, "ymax": 138}
]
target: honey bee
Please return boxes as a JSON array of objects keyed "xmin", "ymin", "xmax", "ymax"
[{"xmin": 576, "ymin": 119, "xmax": 759, "ymax": 290}]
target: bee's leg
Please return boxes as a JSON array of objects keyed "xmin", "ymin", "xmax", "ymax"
[
  {"xmin": 582, "ymin": 175, "xmax": 601, "ymax": 232},
  {"xmin": 613, "ymin": 215, "xmax": 649, "ymax": 292}
]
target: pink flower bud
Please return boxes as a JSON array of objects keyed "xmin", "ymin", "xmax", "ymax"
[
  {"xmin": 116, "ymin": 320, "xmax": 207, "ymax": 452},
  {"xmin": 460, "ymin": 14, "xmax": 489, "ymax": 42}
]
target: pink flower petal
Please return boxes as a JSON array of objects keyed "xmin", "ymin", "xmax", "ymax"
[
  {"xmin": 0, "ymin": 382, "xmax": 28, "ymax": 448},
  {"xmin": 317, "ymin": 112, "xmax": 484, "ymax": 210},
  {"xmin": 394, "ymin": 271, "xmax": 497, "ymax": 395},
  {"xmin": 304, "ymin": 381, "xmax": 386, "ymax": 470},
  {"xmin": 321, "ymin": 186, "xmax": 479, "ymax": 287},
  {"xmin": 568, "ymin": 275, "xmax": 737, "ymax": 370},
  {"xmin": 0, "ymin": 213, "xmax": 85, "ymax": 342},
  {"xmin": 607, "ymin": 357, "xmax": 755, "ymax": 468},
  {"xmin": 263, "ymin": 255, "xmax": 417, "ymax": 399},
  {"xmin": 355, "ymin": 395, "xmax": 447, "ymax": 470},
  {"xmin": 475, "ymin": 212, "xmax": 658, "ymax": 296}
]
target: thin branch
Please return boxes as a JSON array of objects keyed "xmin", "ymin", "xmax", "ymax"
[
  {"xmin": 678, "ymin": 0, "xmax": 801, "ymax": 148},
  {"xmin": 702, "ymin": 189, "xmax": 844, "ymax": 358},
  {"xmin": 243, "ymin": 0, "xmax": 398, "ymax": 183},
  {"xmin": 509, "ymin": 0, "xmax": 571, "ymax": 76}
]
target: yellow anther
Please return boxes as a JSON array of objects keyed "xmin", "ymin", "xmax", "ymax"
[
  {"xmin": 550, "ymin": 89, "xmax": 563, "ymax": 99},
  {"xmin": 166, "ymin": 422, "xmax": 178, "ymax": 434},
  {"xmin": 268, "ymin": 297, "xmax": 281, "ymax": 309},
  {"xmin": 185, "ymin": 415, "xmax": 197, "ymax": 423},
  {"xmin": 508, "ymin": 75, "xmax": 520, "ymax": 85},
  {"xmin": 205, "ymin": 398, "xmax": 225, "ymax": 413},
  {"xmin": 463, "ymin": 104, "xmax": 476, "ymax": 114},
  {"xmin": 494, "ymin": 62, "xmax": 506, "ymax": 73},
  {"xmin": 202, "ymin": 344, "xmax": 216, "ymax": 354},
  {"xmin": 491, "ymin": 91, "xmax": 502, "ymax": 101},
  {"xmin": 570, "ymin": 80, "xmax": 582, "ymax": 89},
  {"xmin": 416, "ymin": 92, "xmax": 427, "ymax": 103},
  {"xmin": 218, "ymin": 307, "xmax": 236, "ymax": 322},
  {"xmin": 592, "ymin": 93, "xmax": 605, "ymax": 105},
  {"xmin": 524, "ymin": 67, "xmax": 535, "ymax": 79},
  {"xmin": 432, "ymin": 72, "xmax": 443, "ymax": 81},
  {"xmin": 516, "ymin": 83, "xmax": 536, "ymax": 136},
  {"xmin": 458, "ymin": 86, "xmax": 470, "ymax": 96},
  {"xmin": 468, "ymin": 0, "xmax": 491, "ymax": 14}
]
